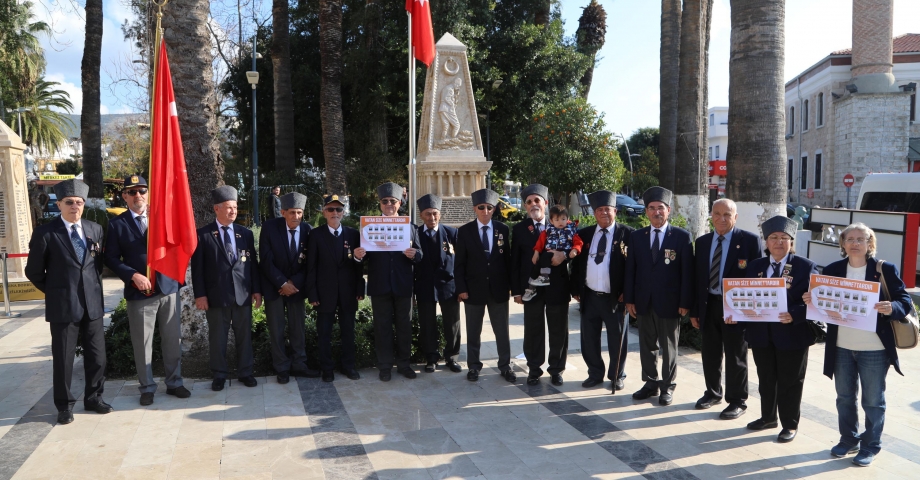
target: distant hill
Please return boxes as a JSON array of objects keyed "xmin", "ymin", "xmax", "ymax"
[{"xmin": 61, "ymin": 113, "xmax": 147, "ymax": 139}]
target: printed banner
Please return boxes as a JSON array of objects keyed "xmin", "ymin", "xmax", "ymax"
[
  {"xmin": 722, "ymin": 278, "xmax": 788, "ymax": 322},
  {"xmin": 360, "ymin": 216, "xmax": 412, "ymax": 252},
  {"xmin": 807, "ymin": 274, "xmax": 880, "ymax": 332}
]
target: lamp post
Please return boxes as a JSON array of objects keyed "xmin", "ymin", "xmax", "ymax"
[
  {"xmin": 10, "ymin": 107, "xmax": 31, "ymax": 138},
  {"xmin": 616, "ymin": 133, "xmax": 637, "ymax": 197},
  {"xmin": 482, "ymin": 79, "xmax": 502, "ymax": 191},
  {"xmin": 245, "ymin": 37, "xmax": 262, "ymax": 226}
]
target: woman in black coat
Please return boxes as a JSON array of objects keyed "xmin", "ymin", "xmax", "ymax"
[{"xmin": 803, "ymin": 222, "xmax": 912, "ymax": 467}]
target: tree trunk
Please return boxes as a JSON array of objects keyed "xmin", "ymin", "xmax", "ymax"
[
  {"xmin": 658, "ymin": 0, "xmax": 681, "ymax": 191},
  {"xmin": 534, "ymin": 0, "xmax": 551, "ymax": 26},
  {"xmin": 272, "ymin": 0, "xmax": 296, "ymax": 174},
  {"xmin": 364, "ymin": 0, "xmax": 388, "ymax": 162},
  {"xmin": 726, "ymin": 0, "xmax": 787, "ymax": 233},
  {"xmin": 80, "ymin": 0, "xmax": 103, "ymax": 200},
  {"xmin": 162, "ymin": 0, "xmax": 224, "ymax": 226},
  {"xmin": 319, "ymin": 0, "xmax": 346, "ymax": 195},
  {"xmin": 673, "ymin": 0, "xmax": 712, "ymax": 239}
]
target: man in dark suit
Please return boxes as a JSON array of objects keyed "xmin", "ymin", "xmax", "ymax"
[
  {"xmin": 270, "ymin": 186, "xmax": 282, "ymax": 219},
  {"xmin": 625, "ymin": 186, "xmax": 694, "ymax": 406},
  {"xmin": 414, "ymin": 194, "xmax": 462, "ymax": 373},
  {"xmin": 192, "ymin": 186, "xmax": 262, "ymax": 391},
  {"xmin": 689, "ymin": 198, "xmax": 763, "ymax": 419},
  {"xmin": 104, "ymin": 175, "xmax": 189, "ymax": 406},
  {"xmin": 26, "ymin": 179, "xmax": 113, "ymax": 425},
  {"xmin": 259, "ymin": 192, "xmax": 319, "ymax": 384},
  {"xmin": 455, "ymin": 188, "xmax": 515, "ymax": 383},
  {"xmin": 306, "ymin": 194, "xmax": 365, "ymax": 382},
  {"xmin": 570, "ymin": 191, "xmax": 634, "ymax": 392},
  {"xmin": 510, "ymin": 184, "xmax": 570, "ymax": 386},
  {"xmin": 353, "ymin": 182, "xmax": 423, "ymax": 381}
]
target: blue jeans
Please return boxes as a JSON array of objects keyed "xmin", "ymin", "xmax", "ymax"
[{"xmin": 835, "ymin": 348, "xmax": 889, "ymax": 454}]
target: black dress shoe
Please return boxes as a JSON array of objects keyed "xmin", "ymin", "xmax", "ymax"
[
  {"xmin": 551, "ymin": 374, "xmax": 563, "ymax": 386},
  {"xmin": 658, "ymin": 392, "xmax": 673, "ymax": 406},
  {"xmin": 379, "ymin": 369, "xmax": 392, "ymax": 382},
  {"xmin": 291, "ymin": 368, "xmax": 321, "ymax": 378},
  {"xmin": 582, "ymin": 378, "xmax": 602, "ymax": 388},
  {"xmin": 501, "ymin": 369, "xmax": 517, "ymax": 383},
  {"xmin": 322, "ymin": 370, "xmax": 335, "ymax": 382},
  {"xmin": 446, "ymin": 360, "xmax": 462, "ymax": 372},
  {"xmin": 212, "ymin": 378, "xmax": 226, "ymax": 391},
  {"xmin": 240, "ymin": 376, "xmax": 258, "ymax": 388},
  {"xmin": 467, "ymin": 369, "xmax": 479, "ymax": 381},
  {"xmin": 57, "ymin": 410, "xmax": 74, "ymax": 425},
  {"xmin": 777, "ymin": 429, "xmax": 797, "ymax": 443},
  {"xmin": 398, "ymin": 367, "xmax": 417, "ymax": 379},
  {"xmin": 277, "ymin": 372, "xmax": 290, "ymax": 384},
  {"xmin": 614, "ymin": 378, "xmax": 625, "ymax": 391},
  {"xmin": 695, "ymin": 395, "xmax": 723, "ymax": 410},
  {"xmin": 87, "ymin": 400, "xmax": 114, "ymax": 414},
  {"xmin": 527, "ymin": 376, "xmax": 540, "ymax": 386},
  {"xmin": 425, "ymin": 362, "xmax": 436, "ymax": 373},
  {"xmin": 166, "ymin": 386, "xmax": 191, "ymax": 398},
  {"xmin": 344, "ymin": 369, "xmax": 360, "ymax": 380},
  {"xmin": 719, "ymin": 404, "xmax": 747, "ymax": 420},
  {"xmin": 140, "ymin": 392, "xmax": 154, "ymax": 406},
  {"xmin": 632, "ymin": 387, "xmax": 660, "ymax": 400},
  {"xmin": 746, "ymin": 418, "xmax": 779, "ymax": 430}
]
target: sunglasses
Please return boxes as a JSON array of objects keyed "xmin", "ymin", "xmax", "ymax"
[
  {"xmin": 325, "ymin": 207, "xmax": 344, "ymax": 213},
  {"xmin": 63, "ymin": 199, "xmax": 85, "ymax": 206},
  {"xmin": 126, "ymin": 188, "xmax": 148, "ymax": 196},
  {"xmin": 476, "ymin": 205, "xmax": 495, "ymax": 211},
  {"xmin": 380, "ymin": 199, "xmax": 399, "ymax": 205}
]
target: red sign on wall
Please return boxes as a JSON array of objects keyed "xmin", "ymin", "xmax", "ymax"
[{"xmin": 708, "ymin": 160, "xmax": 727, "ymax": 176}]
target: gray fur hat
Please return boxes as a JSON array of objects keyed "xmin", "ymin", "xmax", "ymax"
[
  {"xmin": 54, "ymin": 179, "xmax": 89, "ymax": 201},
  {"xmin": 211, "ymin": 185, "xmax": 238, "ymax": 204},
  {"xmin": 280, "ymin": 192, "xmax": 307, "ymax": 210},
  {"xmin": 642, "ymin": 186, "xmax": 673, "ymax": 207},
  {"xmin": 761, "ymin": 215, "xmax": 798, "ymax": 239},
  {"xmin": 471, "ymin": 188, "xmax": 499, "ymax": 207},
  {"xmin": 417, "ymin": 193, "xmax": 442, "ymax": 212},
  {"xmin": 520, "ymin": 184, "xmax": 549, "ymax": 202},
  {"xmin": 376, "ymin": 182, "xmax": 404, "ymax": 201},
  {"xmin": 588, "ymin": 190, "xmax": 617, "ymax": 209}
]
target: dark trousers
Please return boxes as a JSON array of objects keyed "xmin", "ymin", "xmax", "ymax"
[
  {"xmin": 523, "ymin": 296, "xmax": 568, "ymax": 376},
  {"xmin": 205, "ymin": 304, "xmax": 254, "ymax": 378},
  {"xmin": 317, "ymin": 307, "xmax": 357, "ymax": 372},
  {"xmin": 418, "ymin": 298, "xmax": 462, "ymax": 363},
  {"xmin": 752, "ymin": 345, "xmax": 809, "ymax": 430},
  {"xmin": 50, "ymin": 314, "xmax": 106, "ymax": 412},
  {"xmin": 530, "ymin": 252, "xmax": 555, "ymax": 279},
  {"xmin": 638, "ymin": 309, "xmax": 680, "ymax": 393},
  {"xmin": 701, "ymin": 294, "xmax": 749, "ymax": 405},
  {"xmin": 580, "ymin": 289, "xmax": 628, "ymax": 382},
  {"xmin": 264, "ymin": 297, "xmax": 307, "ymax": 373},
  {"xmin": 370, "ymin": 294, "xmax": 413, "ymax": 371},
  {"xmin": 464, "ymin": 300, "xmax": 511, "ymax": 372}
]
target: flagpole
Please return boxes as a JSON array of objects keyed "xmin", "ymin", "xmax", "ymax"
[
  {"xmin": 146, "ymin": 0, "xmax": 168, "ymax": 291},
  {"xmin": 408, "ymin": 11, "xmax": 416, "ymax": 224}
]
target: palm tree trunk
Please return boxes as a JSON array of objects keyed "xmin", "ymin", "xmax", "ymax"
[
  {"xmin": 658, "ymin": 0, "xmax": 681, "ymax": 191},
  {"xmin": 319, "ymin": 0, "xmax": 346, "ymax": 195},
  {"xmin": 162, "ymin": 0, "xmax": 224, "ymax": 226},
  {"xmin": 726, "ymin": 0, "xmax": 787, "ymax": 233},
  {"xmin": 80, "ymin": 0, "xmax": 103, "ymax": 200},
  {"xmin": 673, "ymin": 0, "xmax": 712, "ymax": 239},
  {"xmin": 364, "ymin": 0, "xmax": 388, "ymax": 160},
  {"xmin": 272, "ymin": 0, "xmax": 296, "ymax": 174},
  {"xmin": 534, "ymin": 0, "xmax": 551, "ymax": 26}
]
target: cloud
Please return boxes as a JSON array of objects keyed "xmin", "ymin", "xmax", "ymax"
[{"xmin": 44, "ymin": 73, "xmax": 83, "ymax": 112}]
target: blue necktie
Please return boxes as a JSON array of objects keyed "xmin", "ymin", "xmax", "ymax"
[
  {"xmin": 481, "ymin": 226, "xmax": 490, "ymax": 253},
  {"xmin": 70, "ymin": 225, "xmax": 85, "ymax": 263},
  {"xmin": 652, "ymin": 228, "xmax": 661, "ymax": 262},
  {"xmin": 222, "ymin": 226, "xmax": 235, "ymax": 261}
]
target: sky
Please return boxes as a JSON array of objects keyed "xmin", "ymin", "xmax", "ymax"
[{"xmin": 34, "ymin": 0, "xmax": 920, "ymax": 137}]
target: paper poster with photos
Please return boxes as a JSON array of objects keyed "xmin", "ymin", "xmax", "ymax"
[
  {"xmin": 360, "ymin": 216, "xmax": 412, "ymax": 252},
  {"xmin": 806, "ymin": 274, "xmax": 880, "ymax": 332},
  {"xmin": 722, "ymin": 278, "xmax": 788, "ymax": 323}
]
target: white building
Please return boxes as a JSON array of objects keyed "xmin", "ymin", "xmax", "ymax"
[{"xmin": 707, "ymin": 106, "xmax": 728, "ymax": 196}]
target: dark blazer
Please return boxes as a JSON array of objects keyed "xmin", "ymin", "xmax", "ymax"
[
  {"xmin": 414, "ymin": 224, "xmax": 458, "ymax": 303},
  {"xmin": 104, "ymin": 210, "xmax": 179, "ymax": 301},
  {"xmin": 305, "ymin": 225, "xmax": 365, "ymax": 313},
  {"xmin": 258, "ymin": 217, "xmax": 312, "ymax": 302},
  {"xmin": 271, "ymin": 195, "xmax": 282, "ymax": 218},
  {"xmin": 25, "ymin": 217, "xmax": 105, "ymax": 323},
  {"xmin": 363, "ymin": 222, "xmax": 423, "ymax": 297},
  {"xmin": 454, "ymin": 220, "xmax": 512, "ymax": 305},
  {"xmin": 570, "ymin": 222, "xmax": 635, "ymax": 303},
  {"xmin": 624, "ymin": 223, "xmax": 694, "ymax": 317},
  {"xmin": 822, "ymin": 257, "xmax": 912, "ymax": 378},
  {"xmin": 510, "ymin": 218, "xmax": 572, "ymax": 305},
  {"xmin": 191, "ymin": 222, "xmax": 261, "ymax": 307},
  {"xmin": 744, "ymin": 254, "xmax": 818, "ymax": 350},
  {"xmin": 691, "ymin": 227, "xmax": 764, "ymax": 326}
]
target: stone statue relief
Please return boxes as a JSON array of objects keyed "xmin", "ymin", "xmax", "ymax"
[{"xmin": 434, "ymin": 56, "xmax": 475, "ymax": 151}]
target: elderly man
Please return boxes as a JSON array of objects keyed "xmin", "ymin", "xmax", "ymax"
[
  {"xmin": 570, "ymin": 191, "xmax": 634, "ymax": 391},
  {"xmin": 455, "ymin": 188, "xmax": 515, "ymax": 382},
  {"xmin": 104, "ymin": 175, "xmax": 189, "ymax": 405},
  {"xmin": 26, "ymin": 179, "xmax": 112, "ymax": 425},
  {"xmin": 307, "ymin": 194, "xmax": 365, "ymax": 382},
  {"xmin": 259, "ymin": 192, "xmax": 319, "ymax": 384},
  {"xmin": 192, "ymin": 186, "xmax": 262, "ymax": 391},
  {"xmin": 625, "ymin": 187, "xmax": 694, "ymax": 406},
  {"xmin": 690, "ymin": 198, "xmax": 763, "ymax": 419},
  {"xmin": 510, "ymin": 184, "xmax": 570, "ymax": 386},
  {"xmin": 354, "ymin": 182, "xmax": 423, "ymax": 381}
]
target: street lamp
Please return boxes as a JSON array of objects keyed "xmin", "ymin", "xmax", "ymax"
[
  {"xmin": 8, "ymin": 107, "xmax": 31, "ymax": 138},
  {"xmin": 481, "ymin": 79, "xmax": 502, "ymax": 191},
  {"xmin": 245, "ymin": 37, "xmax": 261, "ymax": 226},
  {"xmin": 615, "ymin": 133, "xmax": 637, "ymax": 197}
]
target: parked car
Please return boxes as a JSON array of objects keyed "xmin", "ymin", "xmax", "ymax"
[
  {"xmin": 616, "ymin": 195, "xmax": 645, "ymax": 217},
  {"xmin": 43, "ymin": 193, "xmax": 60, "ymax": 217}
]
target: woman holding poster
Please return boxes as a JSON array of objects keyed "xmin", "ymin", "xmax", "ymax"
[
  {"xmin": 740, "ymin": 216, "xmax": 818, "ymax": 444},
  {"xmin": 803, "ymin": 223, "xmax": 912, "ymax": 467}
]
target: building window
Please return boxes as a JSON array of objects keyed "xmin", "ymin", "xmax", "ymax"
[
  {"xmin": 814, "ymin": 153, "xmax": 822, "ymax": 190},
  {"xmin": 788, "ymin": 106, "xmax": 795, "ymax": 135},
  {"xmin": 710, "ymin": 113, "xmax": 714, "ymax": 126},
  {"xmin": 715, "ymin": 145, "xmax": 720, "ymax": 159},
  {"xmin": 709, "ymin": 147, "xmax": 713, "ymax": 160},
  {"xmin": 788, "ymin": 158, "xmax": 794, "ymax": 189},
  {"xmin": 801, "ymin": 155, "xmax": 808, "ymax": 190},
  {"xmin": 802, "ymin": 100, "xmax": 809, "ymax": 131},
  {"xmin": 817, "ymin": 93, "xmax": 824, "ymax": 126}
]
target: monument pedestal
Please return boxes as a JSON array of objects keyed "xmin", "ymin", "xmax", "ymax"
[{"xmin": 0, "ymin": 120, "xmax": 31, "ymax": 280}]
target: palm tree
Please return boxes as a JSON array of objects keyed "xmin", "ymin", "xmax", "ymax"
[
  {"xmin": 726, "ymin": 0, "xmax": 787, "ymax": 232},
  {"xmin": 658, "ymin": 0, "xmax": 681, "ymax": 191},
  {"xmin": 0, "ymin": 0, "xmax": 50, "ymax": 123},
  {"xmin": 272, "ymin": 0, "xmax": 296, "ymax": 174},
  {"xmin": 81, "ymin": 0, "xmax": 104, "ymax": 199},
  {"xmin": 576, "ymin": 0, "xmax": 607, "ymax": 99},
  {"xmin": 319, "ymin": 0, "xmax": 347, "ymax": 196},
  {"xmin": 16, "ymin": 79, "xmax": 75, "ymax": 156}
]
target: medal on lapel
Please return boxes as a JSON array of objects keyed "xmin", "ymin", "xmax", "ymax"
[
  {"xmin": 240, "ymin": 249, "xmax": 248, "ymax": 262},
  {"xmin": 619, "ymin": 241, "xmax": 628, "ymax": 257},
  {"xmin": 782, "ymin": 263, "xmax": 793, "ymax": 288},
  {"xmin": 738, "ymin": 259, "xmax": 747, "ymax": 269},
  {"xmin": 298, "ymin": 252, "xmax": 306, "ymax": 264},
  {"xmin": 664, "ymin": 249, "xmax": 676, "ymax": 264},
  {"xmin": 344, "ymin": 240, "xmax": 353, "ymax": 259},
  {"xmin": 497, "ymin": 233, "xmax": 504, "ymax": 247}
]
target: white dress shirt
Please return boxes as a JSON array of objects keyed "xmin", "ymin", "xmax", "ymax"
[
  {"xmin": 216, "ymin": 221, "xmax": 237, "ymax": 254},
  {"xmin": 327, "ymin": 225, "xmax": 342, "ymax": 237},
  {"xmin": 585, "ymin": 223, "xmax": 615, "ymax": 293},
  {"xmin": 61, "ymin": 217, "xmax": 86, "ymax": 245},
  {"xmin": 477, "ymin": 219, "xmax": 494, "ymax": 252},
  {"xmin": 649, "ymin": 221, "xmax": 670, "ymax": 248}
]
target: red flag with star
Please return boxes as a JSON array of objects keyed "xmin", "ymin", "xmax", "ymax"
[{"xmin": 406, "ymin": 0, "xmax": 435, "ymax": 66}]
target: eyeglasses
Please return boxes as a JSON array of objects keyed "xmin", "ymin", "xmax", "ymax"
[
  {"xmin": 524, "ymin": 198, "xmax": 542, "ymax": 205},
  {"xmin": 766, "ymin": 235, "xmax": 791, "ymax": 242},
  {"xmin": 844, "ymin": 237, "xmax": 869, "ymax": 245},
  {"xmin": 324, "ymin": 207, "xmax": 344, "ymax": 213},
  {"xmin": 63, "ymin": 199, "xmax": 85, "ymax": 206},
  {"xmin": 476, "ymin": 205, "xmax": 495, "ymax": 211},
  {"xmin": 126, "ymin": 189, "xmax": 148, "ymax": 196},
  {"xmin": 380, "ymin": 199, "xmax": 399, "ymax": 205}
]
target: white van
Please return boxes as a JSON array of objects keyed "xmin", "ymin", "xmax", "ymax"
[{"xmin": 856, "ymin": 173, "xmax": 920, "ymax": 274}]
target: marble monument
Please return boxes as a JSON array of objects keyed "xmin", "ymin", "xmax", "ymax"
[{"xmin": 0, "ymin": 120, "xmax": 32, "ymax": 280}]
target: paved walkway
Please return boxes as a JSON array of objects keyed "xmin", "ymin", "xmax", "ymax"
[{"xmin": 1, "ymin": 278, "xmax": 919, "ymax": 479}]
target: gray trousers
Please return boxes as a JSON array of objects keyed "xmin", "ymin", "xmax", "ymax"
[
  {"xmin": 205, "ymin": 304, "xmax": 254, "ymax": 378},
  {"xmin": 637, "ymin": 309, "xmax": 680, "ymax": 393},
  {"xmin": 464, "ymin": 300, "xmax": 511, "ymax": 372},
  {"xmin": 126, "ymin": 293, "xmax": 183, "ymax": 393},
  {"xmin": 264, "ymin": 297, "xmax": 307, "ymax": 373},
  {"xmin": 371, "ymin": 295, "xmax": 413, "ymax": 371}
]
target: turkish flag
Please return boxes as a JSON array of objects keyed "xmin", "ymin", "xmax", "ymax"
[
  {"xmin": 147, "ymin": 39, "xmax": 198, "ymax": 286},
  {"xmin": 406, "ymin": 0, "xmax": 435, "ymax": 66}
]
